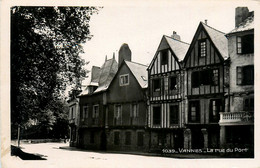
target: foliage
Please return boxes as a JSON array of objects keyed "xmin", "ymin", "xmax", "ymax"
[{"xmin": 11, "ymin": 6, "xmax": 100, "ymax": 137}]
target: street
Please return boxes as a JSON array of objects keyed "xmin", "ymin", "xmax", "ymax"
[{"xmin": 3, "ymin": 143, "xmax": 182, "ymax": 168}]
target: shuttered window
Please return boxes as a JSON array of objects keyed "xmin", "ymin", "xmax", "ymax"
[
  {"xmin": 237, "ymin": 65, "xmax": 254, "ymax": 85},
  {"xmin": 237, "ymin": 34, "xmax": 254, "ymax": 54}
]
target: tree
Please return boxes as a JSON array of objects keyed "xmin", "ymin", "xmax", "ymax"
[{"xmin": 11, "ymin": 6, "xmax": 100, "ymax": 142}]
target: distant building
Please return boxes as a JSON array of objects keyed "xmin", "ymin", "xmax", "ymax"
[
  {"xmin": 220, "ymin": 7, "xmax": 254, "ymax": 150},
  {"xmin": 106, "ymin": 44, "xmax": 149, "ymax": 151},
  {"xmin": 77, "ymin": 56, "xmax": 118, "ymax": 150},
  {"xmin": 183, "ymin": 21, "xmax": 228, "ymax": 149},
  {"xmin": 68, "ymin": 89, "xmax": 82, "ymax": 147},
  {"xmin": 147, "ymin": 33, "xmax": 189, "ymax": 151}
]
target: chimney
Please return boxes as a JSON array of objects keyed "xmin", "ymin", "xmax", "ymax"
[
  {"xmin": 205, "ymin": 19, "xmax": 208, "ymax": 25},
  {"xmin": 118, "ymin": 43, "xmax": 131, "ymax": 67},
  {"xmin": 171, "ymin": 31, "xmax": 181, "ymax": 41},
  {"xmin": 235, "ymin": 7, "xmax": 249, "ymax": 27}
]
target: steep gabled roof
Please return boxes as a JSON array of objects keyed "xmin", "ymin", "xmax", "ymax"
[
  {"xmin": 184, "ymin": 22, "xmax": 228, "ymax": 64},
  {"xmin": 227, "ymin": 12, "xmax": 254, "ymax": 35},
  {"xmin": 148, "ymin": 35, "xmax": 190, "ymax": 70},
  {"xmin": 125, "ymin": 60, "xmax": 148, "ymax": 88},
  {"xmin": 164, "ymin": 35, "xmax": 190, "ymax": 61},
  {"xmin": 79, "ymin": 58, "xmax": 118, "ymax": 96},
  {"xmin": 201, "ymin": 22, "xmax": 228, "ymax": 60}
]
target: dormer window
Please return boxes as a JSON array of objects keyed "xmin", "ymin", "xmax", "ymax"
[
  {"xmin": 161, "ymin": 50, "xmax": 168, "ymax": 65},
  {"xmin": 141, "ymin": 76, "xmax": 147, "ymax": 81},
  {"xmin": 199, "ymin": 39, "xmax": 206, "ymax": 57},
  {"xmin": 119, "ymin": 74, "xmax": 129, "ymax": 86},
  {"xmin": 237, "ymin": 34, "xmax": 254, "ymax": 54}
]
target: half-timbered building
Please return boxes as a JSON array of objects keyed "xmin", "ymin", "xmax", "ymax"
[
  {"xmin": 106, "ymin": 44, "xmax": 149, "ymax": 151},
  {"xmin": 219, "ymin": 7, "xmax": 254, "ymax": 152},
  {"xmin": 147, "ymin": 33, "xmax": 189, "ymax": 151},
  {"xmin": 183, "ymin": 22, "xmax": 228, "ymax": 149}
]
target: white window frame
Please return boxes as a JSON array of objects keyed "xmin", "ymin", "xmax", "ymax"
[
  {"xmin": 83, "ymin": 106, "xmax": 89, "ymax": 120},
  {"xmin": 114, "ymin": 104, "xmax": 122, "ymax": 119},
  {"xmin": 119, "ymin": 74, "xmax": 129, "ymax": 86},
  {"xmin": 131, "ymin": 103, "xmax": 138, "ymax": 118},
  {"xmin": 92, "ymin": 105, "xmax": 99, "ymax": 118}
]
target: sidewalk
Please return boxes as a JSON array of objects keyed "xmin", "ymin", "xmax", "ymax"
[{"xmin": 58, "ymin": 145, "xmax": 222, "ymax": 159}]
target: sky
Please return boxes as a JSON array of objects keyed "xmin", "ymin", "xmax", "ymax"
[{"xmin": 78, "ymin": 1, "xmax": 258, "ymax": 85}]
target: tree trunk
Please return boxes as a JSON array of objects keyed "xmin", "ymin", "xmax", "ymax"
[{"xmin": 17, "ymin": 125, "xmax": 21, "ymax": 147}]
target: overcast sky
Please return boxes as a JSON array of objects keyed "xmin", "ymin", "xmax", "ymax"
[{"xmin": 80, "ymin": 1, "xmax": 258, "ymax": 85}]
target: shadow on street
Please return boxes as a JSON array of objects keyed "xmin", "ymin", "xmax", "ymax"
[{"xmin": 11, "ymin": 145, "xmax": 47, "ymax": 160}]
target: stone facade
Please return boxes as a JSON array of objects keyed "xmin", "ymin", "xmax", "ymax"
[{"xmin": 219, "ymin": 7, "xmax": 254, "ymax": 151}]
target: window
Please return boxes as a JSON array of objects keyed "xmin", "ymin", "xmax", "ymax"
[
  {"xmin": 153, "ymin": 106, "xmax": 161, "ymax": 125},
  {"xmin": 161, "ymin": 50, "xmax": 168, "ymax": 65},
  {"xmin": 131, "ymin": 104, "xmax": 138, "ymax": 118},
  {"xmin": 192, "ymin": 69, "xmax": 218, "ymax": 87},
  {"xmin": 92, "ymin": 105, "xmax": 99, "ymax": 118},
  {"xmin": 237, "ymin": 34, "xmax": 254, "ymax": 54},
  {"xmin": 192, "ymin": 71, "xmax": 200, "ymax": 87},
  {"xmin": 199, "ymin": 39, "xmax": 206, "ymax": 57},
  {"xmin": 244, "ymin": 98, "xmax": 254, "ymax": 111},
  {"xmin": 125, "ymin": 132, "xmax": 131, "ymax": 145},
  {"xmin": 141, "ymin": 76, "xmax": 147, "ymax": 81},
  {"xmin": 169, "ymin": 76, "xmax": 177, "ymax": 90},
  {"xmin": 210, "ymin": 99, "xmax": 222, "ymax": 122},
  {"xmin": 114, "ymin": 132, "xmax": 120, "ymax": 145},
  {"xmin": 83, "ymin": 106, "xmax": 89, "ymax": 119},
  {"xmin": 114, "ymin": 105, "xmax": 121, "ymax": 119},
  {"xmin": 119, "ymin": 74, "xmax": 129, "ymax": 86},
  {"xmin": 237, "ymin": 65, "xmax": 254, "ymax": 85},
  {"xmin": 170, "ymin": 105, "xmax": 179, "ymax": 125},
  {"xmin": 90, "ymin": 131, "xmax": 95, "ymax": 143},
  {"xmin": 137, "ymin": 132, "xmax": 144, "ymax": 146},
  {"xmin": 189, "ymin": 101, "xmax": 200, "ymax": 122},
  {"xmin": 212, "ymin": 69, "xmax": 219, "ymax": 86},
  {"xmin": 153, "ymin": 78, "xmax": 161, "ymax": 92}
]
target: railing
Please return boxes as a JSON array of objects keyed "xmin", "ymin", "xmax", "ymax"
[{"xmin": 219, "ymin": 111, "xmax": 254, "ymax": 125}]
